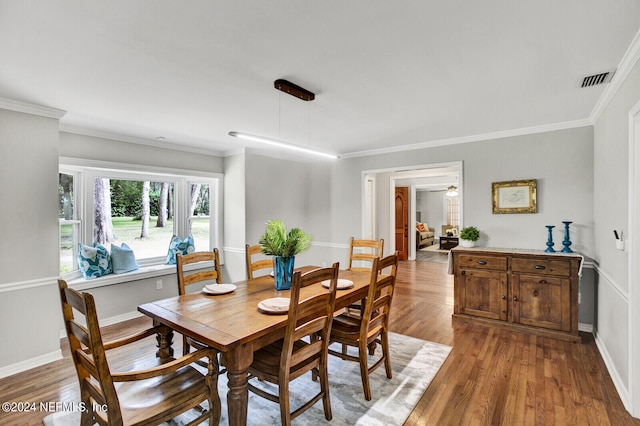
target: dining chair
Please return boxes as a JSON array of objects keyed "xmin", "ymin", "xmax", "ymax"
[
  {"xmin": 329, "ymin": 253, "xmax": 399, "ymax": 401},
  {"xmin": 58, "ymin": 279, "xmax": 221, "ymax": 425},
  {"xmin": 247, "ymin": 263, "xmax": 340, "ymax": 426},
  {"xmin": 347, "ymin": 237, "xmax": 384, "ymax": 272},
  {"xmin": 346, "ymin": 237, "xmax": 384, "ymax": 316},
  {"xmin": 176, "ymin": 249, "xmax": 224, "ymax": 372},
  {"xmin": 245, "ymin": 243, "xmax": 273, "ymax": 279}
]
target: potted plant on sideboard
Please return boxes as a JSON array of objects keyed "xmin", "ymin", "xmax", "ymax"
[{"xmin": 459, "ymin": 226, "xmax": 480, "ymax": 248}]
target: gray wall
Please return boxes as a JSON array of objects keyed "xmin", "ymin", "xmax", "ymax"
[
  {"xmin": 0, "ymin": 122, "xmax": 229, "ymax": 375},
  {"xmin": 593, "ymin": 51, "xmax": 640, "ymax": 403},
  {"xmin": 417, "ymin": 190, "xmax": 445, "ymax": 234},
  {"xmin": 357, "ymin": 127, "xmax": 595, "ymax": 257},
  {"xmin": 0, "ymin": 109, "xmax": 61, "ymax": 370},
  {"xmin": 0, "ymin": 103, "xmax": 603, "ymax": 388},
  {"xmin": 233, "ymin": 128, "xmax": 596, "ymax": 327},
  {"xmin": 222, "ymin": 153, "xmax": 247, "ymax": 282}
]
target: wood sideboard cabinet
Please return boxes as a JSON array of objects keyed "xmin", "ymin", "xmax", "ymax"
[{"xmin": 451, "ymin": 247, "xmax": 582, "ymax": 342}]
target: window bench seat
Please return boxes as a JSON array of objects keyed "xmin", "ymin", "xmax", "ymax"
[{"xmin": 67, "ymin": 264, "xmax": 177, "ymax": 291}]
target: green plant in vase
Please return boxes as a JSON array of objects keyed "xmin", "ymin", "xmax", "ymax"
[
  {"xmin": 459, "ymin": 226, "xmax": 480, "ymax": 248},
  {"xmin": 259, "ymin": 219, "xmax": 312, "ymax": 290}
]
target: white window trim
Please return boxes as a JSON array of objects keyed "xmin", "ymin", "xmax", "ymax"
[{"xmin": 59, "ymin": 157, "xmax": 224, "ymax": 282}]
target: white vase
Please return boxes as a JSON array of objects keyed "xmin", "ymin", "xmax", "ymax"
[{"xmin": 460, "ymin": 239, "xmax": 475, "ymax": 248}]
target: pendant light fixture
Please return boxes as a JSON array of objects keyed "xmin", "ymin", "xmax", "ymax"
[
  {"xmin": 229, "ymin": 79, "xmax": 339, "ymax": 159},
  {"xmin": 446, "ymin": 185, "xmax": 459, "ymax": 197}
]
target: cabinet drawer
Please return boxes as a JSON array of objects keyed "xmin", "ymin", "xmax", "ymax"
[
  {"xmin": 511, "ymin": 257, "xmax": 570, "ymax": 276},
  {"xmin": 456, "ymin": 255, "xmax": 507, "ymax": 271},
  {"xmin": 513, "ymin": 273, "xmax": 566, "ymax": 287}
]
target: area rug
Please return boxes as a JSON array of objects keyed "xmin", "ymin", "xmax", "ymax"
[
  {"xmin": 43, "ymin": 332, "xmax": 451, "ymax": 426},
  {"xmin": 420, "ymin": 244, "xmax": 449, "ymax": 253}
]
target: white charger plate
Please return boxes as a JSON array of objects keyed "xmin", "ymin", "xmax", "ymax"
[
  {"xmin": 258, "ymin": 297, "xmax": 290, "ymax": 314},
  {"xmin": 321, "ymin": 278, "xmax": 354, "ymax": 289},
  {"xmin": 202, "ymin": 283, "xmax": 237, "ymax": 295}
]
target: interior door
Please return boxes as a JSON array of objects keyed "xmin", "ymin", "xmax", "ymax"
[{"xmin": 395, "ymin": 187, "xmax": 409, "ymax": 260}]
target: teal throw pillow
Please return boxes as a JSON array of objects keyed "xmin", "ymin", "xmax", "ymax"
[
  {"xmin": 78, "ymin": 243, "xmax": 112, "ymax": 279},
  {"xmin": 165, "ymin": 235, "xmax": 195, "ymax": 265},
  {"xmin": 111, "ymin": 243, "xmax": 140, "ymax": 274}
]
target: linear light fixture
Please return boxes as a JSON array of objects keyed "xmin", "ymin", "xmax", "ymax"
[
  {"xmin": 228, "ymin": 131, "xmax": 339, "ymax": 159},
  {"xmin": 230, "ymin": 79, "xmax": 338, "ymax": 159}
]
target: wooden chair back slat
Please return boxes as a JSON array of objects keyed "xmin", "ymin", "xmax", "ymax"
[
  {"xmin": 247, "ymin": 263, "xmax": 339, "ymax": 425},
  {"xmin": 176, "ymin": 249, "xmax": 222, "ymax": 295},
  {"xmin": 57, "ymin": 279, "xmax": 220, "ymax": 425},
  {"xmin": 58, "ymin": 280, "xmax": 122, "ymax": 421},
  {"xmin": 347, "ymin": 237, "xmax": 384, "ymax": 272},
  {"xmin": 282, "ymin": 265, "xmax": 338, "ymax": 374},
  {"xmin": 245, "ymin": 244, "xmax": 273, "ymax": 279},
  {"xmin": 329, "ymin": 254, "xmax": 399, "ymax": 401}
]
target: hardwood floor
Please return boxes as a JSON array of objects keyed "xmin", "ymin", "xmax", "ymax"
[{"xmin": 1, "ymin": 260, "xmax": 638, "ymax": 425}]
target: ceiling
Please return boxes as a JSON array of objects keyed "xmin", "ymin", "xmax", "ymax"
[{"xmin": 1, "ymin": 1, "xmax": 639, "ymax": 159}]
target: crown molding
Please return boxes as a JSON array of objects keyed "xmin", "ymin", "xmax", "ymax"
[
  {"xmin": 59, "ymin": 124, "xmax": 226, "ymax": 157},
  {"xmin": 0, "ymin": 97, "xmax": 66, "ymax": 119},
  {"xmin": 591, "ymin": 27, "xmax": 640, "ymax": 123},
  {"xmin": 339, "ymin": 118, "xmax": 593, "ymax": 159}
]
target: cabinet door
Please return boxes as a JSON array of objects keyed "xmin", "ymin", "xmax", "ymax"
[
  {"xmin": 458, "ymin": 269, "xmax": 508, "ymax": 321},
  {"xmin": 512, "ymin": 274, "xmax": 571, "ymax": 331}
]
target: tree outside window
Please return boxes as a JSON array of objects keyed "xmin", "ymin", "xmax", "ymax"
[{"xmin": 59, "ymin": 164, "xmax": 220, "ymax": 276}]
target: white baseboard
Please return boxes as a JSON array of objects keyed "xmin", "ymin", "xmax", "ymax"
[
  {"xmin": 593, "ymin": 329, "xmax": 631, "ymax": 411},
  {"xmin": 0, "ymin": 350, "xmax": 62, "ymax": 380},
  {"xmin": 58, "ymin": 310, "xmax": 145, "ymax": 339},
  {"xmin": 578, "ymin": 323, "xmax": 593, "ymax": 333},
  {"xmin": 0, "ymin": 311, "xmax": 147, "ymax": 380}
]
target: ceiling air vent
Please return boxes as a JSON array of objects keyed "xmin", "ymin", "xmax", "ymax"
[{"xmin": 578, "ymin": 69, "xmax": 616, "ymax": 88}]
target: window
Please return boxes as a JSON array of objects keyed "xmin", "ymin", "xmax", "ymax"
[
  {"xmin": 94, "ymin": 178, "xmax": 176, "ymax": 260},
  {"xmin": 446, "ymin": 194, "xmax": 460, "ymax": 229},
  {"xmin": 59, "ymin": 171, "xmax": 81, "ymax": 274},
  {"xmin": 59, "ymin": 162, "xmax": 222, "ymax": 277},
  {"xmin": 188, "ymin": 182, "xmax": 211, "ymax": 252}
]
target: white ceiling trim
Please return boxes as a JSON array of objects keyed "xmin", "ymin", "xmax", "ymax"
[
  {"xmin": 59, "ymin": 124, "xmax": 226, "ymax": 157},
  {"xmin": 0, "ymin": 97, "xmax": 66, "ymax": 119},
  {"xmin": 339, "ymin": 118, "xmax": 593, "ymax": 159},
  {"xmin": 591, "ymin": 27, "xmax": 640, "ymax": 123}
]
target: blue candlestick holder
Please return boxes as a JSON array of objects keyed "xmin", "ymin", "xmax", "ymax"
[
  {"xmin": 561, "ymin": 221, "xmax": 573, "ymax": 253},
  {"xmin": 545, "ymin": 225, "xmax": 555, "ymax": 252}
]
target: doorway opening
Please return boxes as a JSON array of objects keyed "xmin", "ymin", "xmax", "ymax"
[{"xmin": 361, "ymin": 161, "xmax": 463, "ymax": 261}]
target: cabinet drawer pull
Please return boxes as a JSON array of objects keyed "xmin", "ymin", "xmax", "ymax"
[
  {"xmin": 534, "ymin": 265, "xmax": 546, "ymax": 270},
  {"xmin": 539, "ymin": 280, "xmax": 547, "ymax": 284},
  {"xmin": 501, "ymin": 295, "xmax": 506, "ymax": 300},
  {"xmin": 513, "ymin": 296, "xmax": 519, "ymax": 301},
  {"xmin": 477, "ymin": 260, "xmax": 487, "ymax": 265},
  {"xmin": 533, "ymin": 290, "xmax": 539, "ymax": 297}
]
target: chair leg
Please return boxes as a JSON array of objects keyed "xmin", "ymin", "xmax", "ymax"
[
  {"xmin": 206, "ymin": 357, "xmax": 221, "ymax": 425},
  {"xmin": 358, "ymin": 341, "xmax": 372, "ymax": 401},
  {"xmin": 183, "ymin": 335, "xmax": 190, "ymax": 357},
  {"xmin": 381, "ymin": 332, "xmax": 393, "ymax": 379},
  {"xmin": 319, "ymin": 363, "xmax": 333, "ymax": 420},
  {"xmin": 80, "ymin": 390, "xmax": 94, "ymax": 426},
  {"xmin": 279, "ymin": 380, "xmax": 291, "ymax": 426}
]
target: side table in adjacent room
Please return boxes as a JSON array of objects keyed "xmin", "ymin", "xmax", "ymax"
[{"xmin": 439, "ymin": 236, "xmax": 459, "ymax": 250}]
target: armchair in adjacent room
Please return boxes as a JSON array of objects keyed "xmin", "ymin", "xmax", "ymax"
[{"xmin": 416, "ymin": 222, "xmax": 435, "ymax": 248}]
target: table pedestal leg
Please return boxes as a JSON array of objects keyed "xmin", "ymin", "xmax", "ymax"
[
  {"xmin": 223, "ymin": 344, "xmax": 253, "ymax": 426},
  {"xmin": 155, "ymin": 326, "xmax": 174, "ymax": 359}
]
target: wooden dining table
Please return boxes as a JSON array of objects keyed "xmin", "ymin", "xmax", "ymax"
[{"xmin": 137, "ymin": 266, "xmax": 372, "ymax": 426}]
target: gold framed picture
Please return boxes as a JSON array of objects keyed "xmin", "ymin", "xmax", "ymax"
[{"xmin": 492, "ymin": 179, "xmax": 537, "ymax": 214}]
